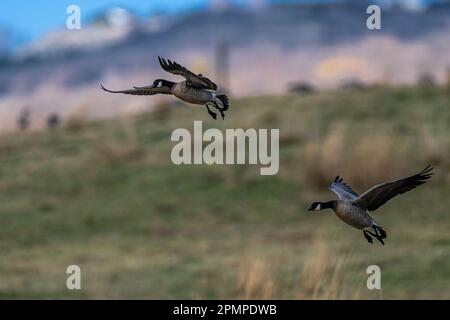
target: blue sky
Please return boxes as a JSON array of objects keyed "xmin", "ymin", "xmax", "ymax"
[
  {"xmin": 0, "ymin": 0, "xmax": 436, "ymax": 50},
  {"xmin": 0, "ymin": 0, "xmax": 210, "ymax": 48}
]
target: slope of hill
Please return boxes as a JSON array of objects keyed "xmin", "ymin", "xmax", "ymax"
[{"xmin": 0, "ymin": 86, "xmax": 449, "ymax": 298}]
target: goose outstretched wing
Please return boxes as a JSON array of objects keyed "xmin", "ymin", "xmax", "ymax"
[
  {"xmin": 353, "ymin": 165, "xmax": 434, "ymax": 211},
  {"xmin": 101, "ymin": 85, "xmax": 169, "ymax": 96},
  {"xmin": 158, "ymin": 56, "xmax": 217, "ymax": 90},
  {"xmin": 329, "ymin": 176, "xmax": 359, "ymax": 200}
]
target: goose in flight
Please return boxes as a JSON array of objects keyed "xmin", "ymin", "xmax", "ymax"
[
  {"xmin": 101, "ymin": 57, "xmax": 229, "ymax": 120},
  {"xmin": 308, "ymin": 165, "xmax": 434, "ymax": 245}
]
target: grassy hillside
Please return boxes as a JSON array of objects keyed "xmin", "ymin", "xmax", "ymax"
[{"xmin": 0, "ymin": 86, "xmax": 449, "ymax": 299}]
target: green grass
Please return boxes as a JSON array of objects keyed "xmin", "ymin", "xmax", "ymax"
[{"xmin": 0, "ymin": 86, "xmax": 449, "ymax": 299}]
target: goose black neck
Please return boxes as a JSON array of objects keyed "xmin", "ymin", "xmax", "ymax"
[
  {"xmin": 161, "ymin": 80, "xmax": 175, "ymax": 89},
  {"xmin": 320, "ymin": 201, "xmax": 335, "ymax": 210}
]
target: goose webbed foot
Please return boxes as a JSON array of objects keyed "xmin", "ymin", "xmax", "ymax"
[
  {"xmin": 209, "ymin": 112, "xmax": 217, "ymax": 120},
  {"xmin": 366, "ymin": 230, "xmax": 385, "ymax": 246},
  {"xmin": 363, "ymin": 231, "xmax": 373, "ymax": 244},
  {"xmin": 206, "ymin": 105, "xmax": 217, "ymax": 120},
  {"xmin": 211, "ymin": 101, "xmax": 225, "ymax": 120},
  {"xmin": 373, "ymin": 225, "xmax": 387, "ymax": 239}
]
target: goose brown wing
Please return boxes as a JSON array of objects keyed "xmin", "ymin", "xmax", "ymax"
[
  {"xmin": 353, "ymin": 165, "xmax": 434, "ymax": 211},
  {"xmin": 158, "ymin": 56, "xmax": 217, "ymax": 90}
]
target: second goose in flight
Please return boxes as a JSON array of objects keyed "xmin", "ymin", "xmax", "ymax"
[
  {"xmin": 101, "ymin": 57, "xmax": 229, "ymax": 120},
  {"xmin": 308, "ymin": 165, "xmax": 434, "ymax": 245}
]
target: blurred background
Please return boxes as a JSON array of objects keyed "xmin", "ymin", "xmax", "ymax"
[{"xmin": 0, "ymin": 0, "xmax": 449, "ymax": 299}]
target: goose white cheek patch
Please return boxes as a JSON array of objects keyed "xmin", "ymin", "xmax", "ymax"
[
  {"xmin": 315, "ymin": 204, "xmax": 321, "ymax": 211},
  {"xmin": 171, "ymin": 121, "xmax": 279, "ymax": 176}
]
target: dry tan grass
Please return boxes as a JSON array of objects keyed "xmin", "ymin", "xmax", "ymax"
[
  {"xmin": 302, "ymin": 123, "xmax": 347, "ymax": 187},
  {"xmin": 418, "ymin": 122, "xmax": 450, "ymax": 182},
  {"xmin": 419, "ymin": 123, "xmax": 450, "ymax": 166},
  {"xmin": 93, "ymin": 142, "xmax": 145, "ymax": 164},
  {"xmin": 302, "ymin": 123, "xmax": 406, "ymax": 190},
  {"xmin": 237, "ymin": 256, "xmax": 278, "ymax": 299},
  {"xmin": 296, "ymin": 238, "xmax": 358, "ymax": 299},
  {"xmin": 236, "ymin": 237, "xmax": 366, "ymax": 300},
  {"xmin": 89, "ymin": 117, "xmax": 146, "ymax": 165}
]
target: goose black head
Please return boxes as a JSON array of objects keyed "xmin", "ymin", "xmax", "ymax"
[
  {"xmin": 308, "ymin": 201, "xmax": 334, "ymax": 212},
  {"xmin": 152, "ymin": 79, "xmax": 175, "ymax": 89},
  {"xmin": 308, "ymin": 202, "xmax": 322, "ymax": 212}
]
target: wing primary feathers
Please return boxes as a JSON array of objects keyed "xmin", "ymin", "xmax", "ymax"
[
  {"xmin": 157, "ymin": 56, "xmax": 218, "ymax": 90},
  {"xmin": 329, "ymin": 176, "xmax": 359, "ymax": 200},
  {"xmin": 334, "ymin": 176, "xmax": 343, "ymax": 183},
  {"xmin": 354, "ymin": 165, "xmax": 434, "ymax": 211},
  {"xmin": 101, "ymin": 85, "xmax": 123, "ymax": 93},
  {"xmin": 158, "ymin": 56, "xmax": 168, "ymax": 70},
  {"xmin": 101, "ymin": 84, "xmax": 159, "ymax": 96}
]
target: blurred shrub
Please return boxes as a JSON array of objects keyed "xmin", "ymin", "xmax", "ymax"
[
  {"xmin": 66, "ymin": 106, "xmax": 88, "ymax": 132},
  {"xmin": 340, "ymin": 79, "xmax": 367, "ymax": 91},
  {"xmin": 90, "ymin": 118, "xmax": 146, "ymax": 165},
  {"xmin": 288, "ymin": 81, "xmax": 316, "ymax": 95},
  {"xmin": 446, "ymin": 67, "xmax": 450, "ymax": 95},
  {"xmin": 417, "ymin": 72, "xmax": 436, "ymax": 87},
  {"xmin": 152, "ymin": 102, "xmax": 172, "ymax": 121}
]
